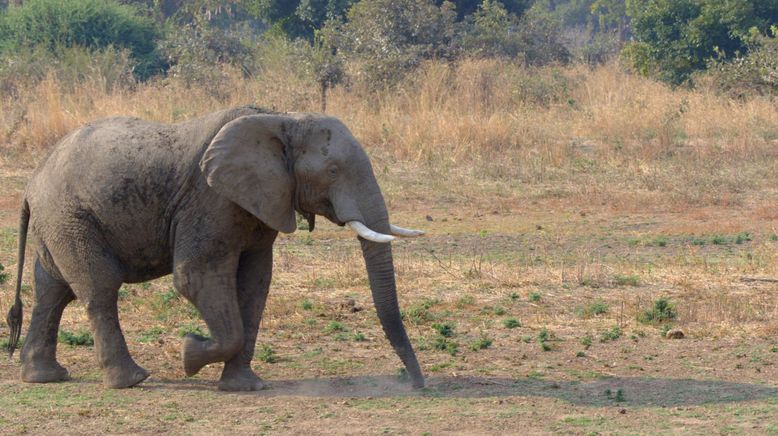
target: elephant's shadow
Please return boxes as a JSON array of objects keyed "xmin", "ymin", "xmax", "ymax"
[{"xmin": 142, "ymin": 375, "xmax": 778, "ymax": 408}]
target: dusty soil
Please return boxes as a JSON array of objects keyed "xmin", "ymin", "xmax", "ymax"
[{"xmin": 1, "ymin": 160, "xmax": 778, "ymax": 435}]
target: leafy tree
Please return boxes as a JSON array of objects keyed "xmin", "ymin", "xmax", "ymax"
[
  {"xmin": 245, "ymin": 0, "xmax": 356, "ymax": 39},
  {"xmin": 327, "ymin": 0, "xmax": 457, "ymax": 88},
  {"xmin": 434, "ymin": 0, "xmax": 533, "ymax": 20},
  {"xmin": 591, "ymin": 0, "xmax": 627, "ymax": 39},
  {"xmin": 460, "ymin": 0, "xmax": 570, "ymax": 63},
  {"xmin": 705, "ymin": 26, "xmax": 778, "ymax": 97},
  {"xmin": 0, "ymin": 0, "xmax": 164, "ymax": 79},
  {"xmin": 624, "ymin": 0, "xmax": 778, "ymax": 85}
]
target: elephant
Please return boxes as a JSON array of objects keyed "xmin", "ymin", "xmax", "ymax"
[{"xmin": 4, "ymin": 106, "xmax": 426, "ymax": 390}]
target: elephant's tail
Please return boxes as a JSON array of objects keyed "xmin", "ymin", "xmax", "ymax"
[{"xmin": 6, "ymin": 198, "xmax": 29, "ymax": 358}]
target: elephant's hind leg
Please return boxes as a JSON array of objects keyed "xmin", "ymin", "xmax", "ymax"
[
  {"xmin": 78, "ymin": 278, "xmax": 150, "ymax": 389},
  {"xmin": 20, "ymin": 258, "xmax": 75, "ymax": 383},
  {"xmin": 53, "ymin": 236, "xmax": 149, "ymax": 388}
]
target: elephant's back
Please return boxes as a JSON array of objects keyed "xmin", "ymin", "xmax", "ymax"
[{"xmin": 26, "ymin": 117, "xmax": 185, "ymax": 281}]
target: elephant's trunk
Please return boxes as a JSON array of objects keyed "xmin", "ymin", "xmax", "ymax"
[{"xmin": 356, "ymin": 193, "xmax": 424, "ymax": 388}]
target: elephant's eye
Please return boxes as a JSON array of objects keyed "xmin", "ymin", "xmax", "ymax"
[{"xmin": 327, "ymin": 165, "xmax": 338, "ymax": 177}]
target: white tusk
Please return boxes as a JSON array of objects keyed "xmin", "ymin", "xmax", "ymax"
[
  {"xmin": 346, "ymin": 221, "xmax": 395, "ymax": 243},
  {"xmin": 390, "ymin": 224, "xmax": 425, "ymax": 237}
]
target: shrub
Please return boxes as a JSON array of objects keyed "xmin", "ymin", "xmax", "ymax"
[
  {"xmin": 157, "ymin": 23, "xmax": 254, "ymax": 88},
  {"xmin": 325, "ymin": 321, "xmax": 347, "ymax": 333},
  {"xmin": 577, "ymin": 299, "xmax": 609, "ymax": 318},
  {"xmin": 59, "ymin": 329, "xmax": 94, "ymax": 346},
  {"xmin": 624, "ymin": 0, "xmax": 778, "ymax": 85},
  {"xmin": 470, "ymin": 334, "xmax": 493, "ymax": 351},
  {"xmin": 503, "ymin": 318, "xmax": 521, "ymax": 329},
  {"xmin": 704, "ymin": 29, "xmax": 777, "ymax": 98},
  {"xmin": 0, "ymin": 0, "xmax": 164, "ymax": 79},
  {"xmin": 325, "ymin": 0, "xmax": 457, "ymax": 88},
  {"xmin": 638, "ymin": 297, "xmax": 677, "ymax": 324},
  {"xmin": 256, "ymin": 344, "xmax": 277, "ymax": 363},
  {"xmin": 459, "ymin": 2, "xmax": 569, "ymax": 64},
  {"xmin": 433, "ymin": 336, "xmax": 459, "ymax": 355},
  {"xmin": 599, "ymin": 325, "xmax": 621, "ymax": 342},
  {"xmin": 432, "ymin": 322, "xmax": 456, "ymax": 337}
]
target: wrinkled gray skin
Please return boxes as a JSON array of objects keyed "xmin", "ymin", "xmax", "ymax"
[{"xmin": 5, "ymin": 107, "xmax": 424, "ymax": 390}]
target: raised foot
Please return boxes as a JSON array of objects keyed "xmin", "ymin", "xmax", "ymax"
[
  {"xmin": 103, "ymin": 363, "xmax": 150, "ymax": 389},
  {"xmin": 182, "ymin": 333, "xmax": 210, "ymax": 377},
  {"xmin": 21, "ymin": 362, "xmax": 70, "ymax": 383},
  {"xmin": 218, "ymin": 367, "xmax": 266, "ymax": 392}
]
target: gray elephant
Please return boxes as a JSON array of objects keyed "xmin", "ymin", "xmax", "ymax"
[{"xmin": 5, "ymin": 106, "xmax": 425, "ymax": 390}]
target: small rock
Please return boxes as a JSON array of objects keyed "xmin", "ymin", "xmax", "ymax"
[
  {"xmin": 425, "ymin": 215, "xmax": 434, "ymax": 222},
  {"xmin": 666, "ymin": 329, "xmax": 685, "ymax": 339},
  {"xmin": 619, "ymin": 408, "xmax": 626, "ymax": 414}
]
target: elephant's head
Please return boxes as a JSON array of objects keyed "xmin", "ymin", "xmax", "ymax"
[{"xmin": 199, "ymin": 113, "xmax": 425, "ymax": 388}]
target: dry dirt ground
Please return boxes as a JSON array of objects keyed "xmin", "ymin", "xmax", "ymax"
[{"xmin": 1, "ymin": 158, "xmax": 778, "ymax": 435}]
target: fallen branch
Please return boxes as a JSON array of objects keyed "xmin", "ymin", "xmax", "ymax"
[{"xmin": 740, "ymin": 276, "xmax": 778, "ymax": 283}]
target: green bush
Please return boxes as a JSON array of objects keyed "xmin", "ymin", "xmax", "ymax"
[
  {"xmin": 460, "ymin": 1, "xmax": 569, "ymax": 64},
  {"xmin": 638, "ymin": 297, "xmax": 677, "ymax": 324},
  {"xmin": 324, "ymin": 0, "xmax": 457, "ymax": 88},
  {"xmin": 624, "ymin": 0, "xmax": 778, "ymax": 85},
  {"xmin": 59, "ymin": 329, "xmax": 94, "ymax": 346},
  {"xmin": 704, "ymin": 28, "xmax": 778, "ymax": 97},
  {"xmin": 0, "ymin": 0, "xmax": 164, "ymax": 79}
]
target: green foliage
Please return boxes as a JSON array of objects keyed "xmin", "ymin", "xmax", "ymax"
[
  {"xmin": 705, "ymin": 28, "xmax": 778, "ymax": 97},
  {"xmin": 576, "ymin": 299, "xmax": 609, "ymax": 318},
  {"xmin": 599, "ymin": 325, "xmax": 621, "ymax": 342},
  {"xmin": 0, "ymin": 0, "xmax": 164, "ymax": 79},
  {"xmin": 432, "ymin": 322, "xmax": 456, "ymax": 337},
  {"xmin": 324, "ymin": 0, "xmax": 457, "ymax": 88},
  {"xmin": 624, "ymin": 0, "xmax": 778, "ymax": 85},
  {"xmin": 157, "ymin": 22, "xmax": 254, "ymax": 90},
  {"xmin": 178, "ymin": 323, "xmax": 207, "ymax": 338},
  {"xmin": 256, "ymin": 344, "xmax": 277, "ymax": 363},
  {"xmin": 503, "ymin": 317, "xmax": 521, "ymax": 328},
  {"xmin": 58, "ymin": 329, "xmax": 94, "ymax": 346},
  {"xmin": 614, "ymin": 274, "xmax": 639, "ymax": 287},
  {"xmin": 459, "ymin": 1, "xmax": 570, "ymax": 63},
  {"xmin": 300, "ymin": 299, "xmax": 314, "ymax": 310},
  {"xmin": 638, "ymin": 297, "xmax": 677, "ymax": 324},
  {"xmin": 437, "ymin": 0, "xmax": 533, "ymax": 20},
  {"xmin": 469, "ymin": 334, "xmax": 493, "ymax": 351},
  {"xmin": 137, "ymin": 326, "xmax": 164, "ymax": 343},
  {"xmin": 0, "ymin": 262, "xmax": 7, "ymax": 285},
  {"xmin": 324, "ymin": 320, "xmax": 347, "ymax": 333},
  {"xmin": 528, "ymin": 291, "xmax": 542, "ymax": 302},
  {"xmin": 433, "ymin": 336, "xmax": 459, "ymax": 355},
  {"xmin": 403, "ymin": 298, "xmax": 440, "ymax": 324},
  {"xmin": 245, "ymin": 0, "xmax": 356, "ymax": 40}
]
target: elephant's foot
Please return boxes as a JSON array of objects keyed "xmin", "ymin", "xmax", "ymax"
[
  {"xmin": 218, "ymin": 366, "xmax": 266, "ymax": 391},
  {"xmin": 182, "ymin": 334, "xmax": 211, "ymax": 377},
  {"xmin": 103, "ymin": 362, "xmax": 150, "ymax": 389},
  {"xmin": 21, "ymin": 361, "xmax": 70, "ymax": 383}
]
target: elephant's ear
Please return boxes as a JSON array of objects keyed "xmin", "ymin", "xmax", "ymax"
[{"xmin": 200, "ymin": 115, "xmax": 296, "ymax": 233}]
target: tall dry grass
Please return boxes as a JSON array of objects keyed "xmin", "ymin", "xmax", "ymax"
[{"xmin": 2, "ymin": 58, "xmax": 777, "ymax": 209}]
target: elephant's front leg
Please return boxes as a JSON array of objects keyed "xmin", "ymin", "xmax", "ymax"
[
  {"xmin": 173, "ymin": 253, "xmax": 245, "ymax": 377},
  {"xmin": 219, "ymin": 230, "xmax": 277, "ymax": 391}
]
